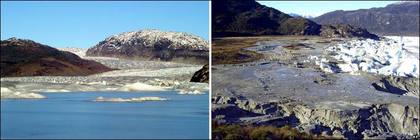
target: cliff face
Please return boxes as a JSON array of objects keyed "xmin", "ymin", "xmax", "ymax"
[
  {"xmin": 213, "ymin": 96, "xmax": 419, "ymax": 139},
  {"xmin": 190, "ymin": 64, "xmax": 209, "ymax": 83},
  {"xmin": 320, "ymin": 24, "xmax": 379, "ymax": 39},
  {"xmin": 212, "ymin": 0, "xmax": 379, "ymax": 40},
  {"xmin": 314, "ymin": 2, "xmax": 420, "ymax": 36},
  {"xmin": 86, "ymin": 29, "xmax": 209, "ymax": 64},
  {"xmin": 1, "ymin": 38, "xmax": 112, "ymax": 77}
]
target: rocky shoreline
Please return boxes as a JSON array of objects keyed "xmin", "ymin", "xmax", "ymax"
[{"xmin": 1, "ymin": 47, "xmax": 209, "ymax": 99}]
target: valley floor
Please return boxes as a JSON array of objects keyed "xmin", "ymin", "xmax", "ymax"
[
  {"xmin": 1, "ymin": 49, "xmax": 209, "ymax": 139},
  {"xmin": 1, "ymin": 49, "xmax": 208, "ymax": 99},
  {"xmin": 212, "ymin": 36, "xmax": 419, "ymax": 139}
]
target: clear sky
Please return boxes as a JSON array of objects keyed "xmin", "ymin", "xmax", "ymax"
[
  {"xmin": 258, "ymin": 1, "xmax": 399, "ymax": 17},
  {"xmin": 1, "ymin": 1, "xmax": 209, "ymax": 48}
]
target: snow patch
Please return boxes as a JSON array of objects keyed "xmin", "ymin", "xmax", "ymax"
[
  {"xmin": 93, "ymin": 29, "xmax": 209, "ymax": 52},
  {"xmin": 178, "ymin": 89, "xmax": 205, "ymax": 95},
  {"xmin": 119, "ymin": 82, "xmax": 170, "ymax": 92},
  {"xmin": 1, "ymin": 87, "xmax": 46, "ymax": 99},
  {"xmin": 37, "ymin": 89, "xmax": 71, "ymax": 93},
  {"xmin": 59, "ymin": 47, "xmax": 87, "ymax": 57}
]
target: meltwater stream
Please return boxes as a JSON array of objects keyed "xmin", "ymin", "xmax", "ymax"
[{"xmin": 1, "ymin": 91, "xmax": 209, "ymax": 139}]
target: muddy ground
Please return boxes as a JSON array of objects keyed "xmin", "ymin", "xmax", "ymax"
[{"xmin": 211, "ymin": 36, "xmax": 419, "ymax": 139}]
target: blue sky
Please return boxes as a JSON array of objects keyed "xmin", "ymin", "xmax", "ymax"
[
  {"xmin": 1, "ymin": 1, "xmax": 209, "ymax": 48},
  {"xmin": 259, "ymin": 1, "xmax": 398, "ymax": 17}
]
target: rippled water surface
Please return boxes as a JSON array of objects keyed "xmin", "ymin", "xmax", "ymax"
[{"xmin": 1, "ymin": 91, "xmax": 209, "ymax": 139}]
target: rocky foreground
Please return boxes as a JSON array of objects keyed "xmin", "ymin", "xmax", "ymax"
[
  {"xmin": 213, "ymin": 96, "xmax": 418, "ymax": 139},
  {"xmin": 212, "ymin": 36, "xmax": 419, "ymax": 139}
]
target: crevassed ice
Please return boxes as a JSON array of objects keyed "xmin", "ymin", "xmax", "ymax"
[
  {"xmin": 147, "ymin": 79, "xmax": 208, "ymax": 95},
  {"xmin": 118, "ymin": 82, "xmax": 170, "ymax": 92},
  {"xmin": 313, "ymin": 36, "xmax": 419, "ymax": 77}
]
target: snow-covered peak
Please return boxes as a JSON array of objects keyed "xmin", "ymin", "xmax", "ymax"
[
  {"xmin": 86, "ymin": 29, "xmax": 209, "ymax": 63},
  {"xmin": 388, "ymin": 1, "xmax": 419, "ymax": 6},
  {"xmin": 103, "ymin": 29, "xmax": 208, "ymax": 50},
  {"xmin": 3, "ymin": 37, "xmax": 37, "ymax": 44}
]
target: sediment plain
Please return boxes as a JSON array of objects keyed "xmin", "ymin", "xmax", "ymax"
[{"xmin": 212, "ymin": 36, "xmax": 419, "ymax": 139}]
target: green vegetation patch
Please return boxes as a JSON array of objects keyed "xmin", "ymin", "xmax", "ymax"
[{"xmin": 212, "ymin": 38, "xmax": 264, "ymax": 65}]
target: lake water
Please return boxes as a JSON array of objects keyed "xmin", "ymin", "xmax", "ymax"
[{"xmin": 1, "ymin": 91, "xmax": 209, "ymax": 139}]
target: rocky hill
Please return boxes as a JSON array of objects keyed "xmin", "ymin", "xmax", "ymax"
[
  {"xmin": 1, "ymin": 38, "xmax": 112, "ymax": 77},
  {"xmin": 313, "ymin": 2, "xmax": 419, "ymax": 36},
  {"xmin": 320, "ymin": 24, "xmax": 379, "ymax": 39},
  {"xmin": 86, "ymin": 29, "xmax": 209, "ymax": 64},
  {"xmin": 212, "ymin": 0, "xmax": 321, "ymax": 37},
  {"xmin": 212, "ymin": 0, "xmax": 378, "ymax": 39},
  {"xmin": 190, "ymin": 64, "xmax": 209, "ymax": 83}
]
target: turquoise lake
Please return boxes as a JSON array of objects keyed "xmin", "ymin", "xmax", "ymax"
[{"xmin": 1, "ymin": 91, "xmax": 209, "ymax": 139}]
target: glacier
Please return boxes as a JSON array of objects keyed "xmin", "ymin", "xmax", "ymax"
[{"xmin": 312, "ymin": 36, "xmax": 419, "ymax": 77}]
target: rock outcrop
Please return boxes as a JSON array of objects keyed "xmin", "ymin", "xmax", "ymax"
[
  {"xmin": 190, "ymin": 64, "xmax": 209, "ymax": 83},
  {"xmin": 212, "ymin": 96, "xmax": 419, "ymax": 139},
  {"xmin": 372, "ymin": 76, "xmax": 419, "ymax": 97},
  {"xmin": 212, "ymin": 0, "xmax": 379, "ymax": 40},
  {"xmin": 86, "ymin": 29, "xmax": 209, "ymax": 64},
  {"xmin": 320, "ymin": 24, "xmax": 379, "ymax": 40},
  {"xmin": 1, "ymin": 38, "xmax": 112, "ymax": 77},
  {"xmin": 314, "ymin": 2, "xmax": 420, "ymax": 36}
]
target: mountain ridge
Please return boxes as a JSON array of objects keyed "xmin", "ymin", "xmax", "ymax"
[
  {"xmin": 313, "ymin": 2, "xmax": 419, "ymax": 36},
  {"xmin": 212, "ymin": 0, "xmax": 379, "ymax": 39},
  {"xmin": 86, "ymin": 29, "xmax": 209, "ymax": 64},
  {"xmin": 1, "ymin": 38, "xmax": 112, "ymax": 77}
]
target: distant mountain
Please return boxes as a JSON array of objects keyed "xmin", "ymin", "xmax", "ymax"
[
  {"xmin": 1, "ymin": 38, "xmax": 112, "ymax": 77},
  {"xmin": 86, "ymin": 29, "xmax": 209, "ymax": 64},
  {"xmin": 288, "ymin": 13, "xmax": 316, "ymax": 19},
  {"xmin": 212, "ymin": 0, "xmax": 378, "ymax": 39},
  {"xmin": 288, "ymin": 13, "xmax": 301, "ymax": 18},
  {"xmin": 313, "ymin": 2, "xmax": 420, "ymax": 36}
]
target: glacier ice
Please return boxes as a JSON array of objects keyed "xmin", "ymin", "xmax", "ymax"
[
  {"xmin": 314, "ymin": 36, "xmax": 419, "ymax": 77},
  {"xmin": 119, "ymin": 82, "xmax": 170, "ymax": 92},
  {"xmin": 1, "ymin": 87, "xmax": 46, "ymax": 99},
  {"xmin": 93, "ymin": 96, "xmax": 168, "ymax": 102}
]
